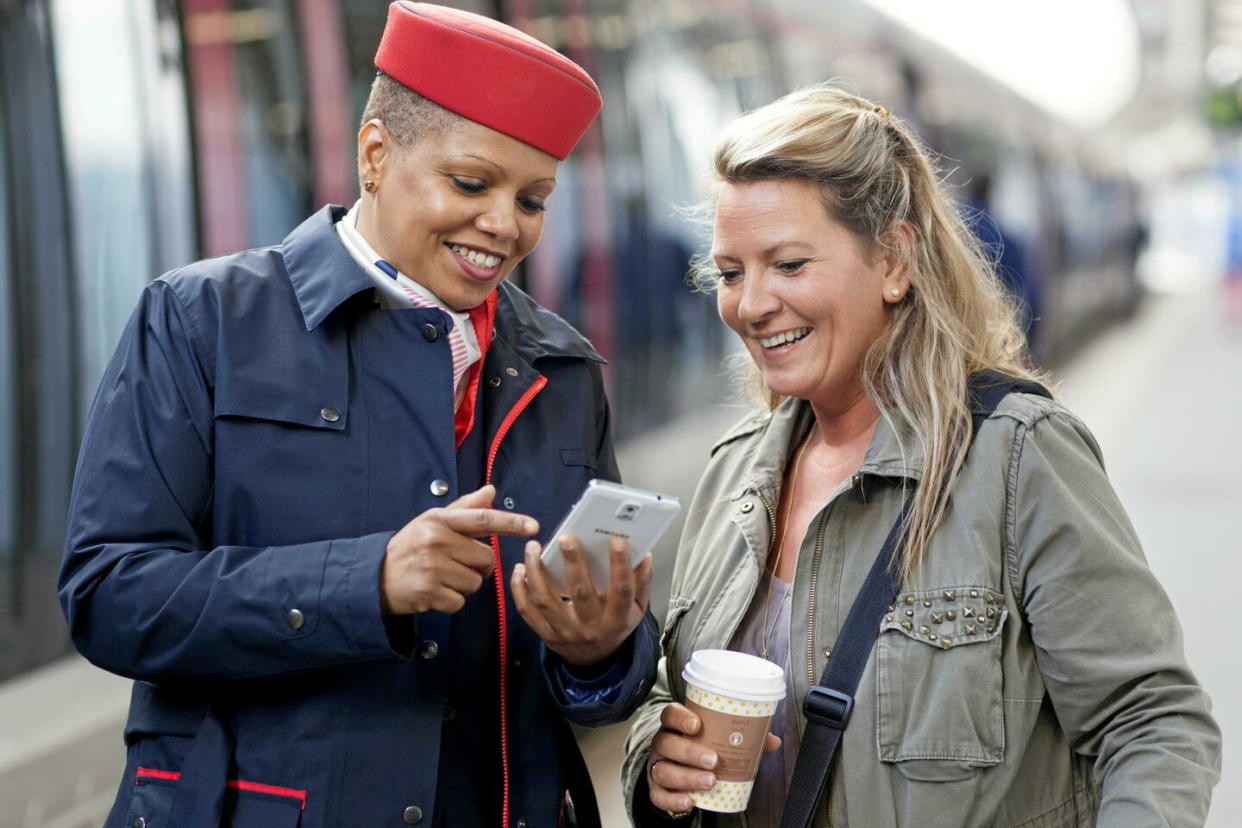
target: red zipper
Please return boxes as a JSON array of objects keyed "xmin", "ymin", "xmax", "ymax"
[
  {"xmin": 134, "ymin": 767, "xmax": 307, "ymax": 810},
  {"xmin": 484, "ymin": 374, "xmax": 547, "ymax": 828}
]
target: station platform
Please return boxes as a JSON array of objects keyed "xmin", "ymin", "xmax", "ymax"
[{"xmin": 2, "ymin": 284, "xmax": 1236, "ymax": 827}]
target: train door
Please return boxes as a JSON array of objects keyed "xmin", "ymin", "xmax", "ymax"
[{"xmin": 0, "ymin": 0, "xmax": 78, "ymax": 682}]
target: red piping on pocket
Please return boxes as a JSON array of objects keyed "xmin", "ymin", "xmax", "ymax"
[{"xmin": 135, "ymin": 767, "xmax": 308, "ymax": 810}]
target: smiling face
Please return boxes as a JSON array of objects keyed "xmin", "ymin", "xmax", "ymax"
[
  {"xmin": 713, "ymin": 178, "xmax": 909, "ymax": 414},
  {"xmin": 356, "ymin": 117, "xmax": 558, "ymax": 311}
]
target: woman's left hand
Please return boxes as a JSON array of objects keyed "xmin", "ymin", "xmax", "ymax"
[{"xmin": 511, "ymin": 534, "xmax": 652, "ymax": 668}]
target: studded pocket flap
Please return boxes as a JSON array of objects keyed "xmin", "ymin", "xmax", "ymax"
[{"xmin": 880, "ymin": 586, "xmax": 1006, "ymax": 649}]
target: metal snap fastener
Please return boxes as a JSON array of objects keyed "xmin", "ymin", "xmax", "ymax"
[
  {"xmin": 430, "ymin": 479, "xmax": 450, "ymax": 497},
  {"xmin": 516, "ymin": 820, "xmax": 528, "ymax": 828},
  {"xmin": 286, "ymin": 609, "xmax": 305, "ymax": 630},
  {"xmin": 505, "ymin": 367, "xmax": 518, "ymax": 376},
  {"xmin": 403, "ymin": 805, "xmax": 424, "ymax": 824},
  {"xmin": 740, "ymin": 502, "xmax": 754, "ymax": 513},
  {"xmin": 503, "ymin": 496, "xmax": 515, "ymax": 509},
  {"xmin": 421, "ymin": 323, "xmax": 438, "ymax": 342},
  {"xmin": 418, "ymin": 640, "xmax": 439, "ymax": 659},
  {"xmin": 488, "ymin": 376, "xmax": 502, "ymax": 388},
  {"xmin": 320, "ymin": 407, "xmax": 340, "ymax": 422},
  {"xmin": 132, "ymin": 818, "xmax": 147, "ymax": 828}
]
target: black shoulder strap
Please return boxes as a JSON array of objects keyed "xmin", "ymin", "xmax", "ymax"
[{"xmin": 778, "ymin": 372, "xmax": 1050, "ymax": 828}]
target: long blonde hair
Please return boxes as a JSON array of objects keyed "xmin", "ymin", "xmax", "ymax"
[{"xmin": 700, "ymin": 85, "xmax": 1043, "ymax": 582}]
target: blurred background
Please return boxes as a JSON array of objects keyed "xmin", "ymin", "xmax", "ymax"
[{"xmin": 0, "ymin": 0, "xmax": 1238, "ymax": 825}]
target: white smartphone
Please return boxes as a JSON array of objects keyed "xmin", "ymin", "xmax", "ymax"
[{"xmin": 539, "ymin": 479, "xmax": 681, "ymax": 594}]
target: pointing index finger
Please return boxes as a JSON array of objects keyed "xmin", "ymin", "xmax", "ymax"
[{"xmin": 440, "ymin": 508, "xmax": 539, "ymax": 538}]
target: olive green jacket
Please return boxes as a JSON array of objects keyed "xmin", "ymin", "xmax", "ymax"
[{"xmin": 623, "ymin": 394, "xmax": 1220, "ymax": 827}]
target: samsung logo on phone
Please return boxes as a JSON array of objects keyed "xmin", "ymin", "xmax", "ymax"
[{"xmin": 593, "ymin": 529, "xmax": 631, "ymax": 540}]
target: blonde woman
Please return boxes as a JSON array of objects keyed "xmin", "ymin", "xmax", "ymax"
[{"xmin": 623, "ymin": 86, "xmax": 1220, "ymax": 827}]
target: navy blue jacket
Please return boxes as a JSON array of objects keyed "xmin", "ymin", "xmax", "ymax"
[{"xmin": 59, "ymin": 206, "xmax": 658, "ymax": 828}]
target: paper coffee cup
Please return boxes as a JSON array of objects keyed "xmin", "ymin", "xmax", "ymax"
[{"xmin": 681, "ymin": 649, "xmax": 785, "ymax": 813}]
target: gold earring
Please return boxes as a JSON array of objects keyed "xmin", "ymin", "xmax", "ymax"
[{"xmin": 363, "ymin": 180, "xmax": 376, "ymax": 193}]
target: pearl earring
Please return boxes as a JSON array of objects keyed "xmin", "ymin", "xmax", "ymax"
[{"xmin": 889, "ymin": 288, "xmax": 901, "ymax": 298}]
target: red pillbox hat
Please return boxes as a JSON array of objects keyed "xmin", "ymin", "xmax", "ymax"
[{"xmin": 374, "ymin": 2, "xmax": 602, "ymax": 160}]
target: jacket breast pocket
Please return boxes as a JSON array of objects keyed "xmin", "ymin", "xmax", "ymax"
[
  {"xmin": 212, "ymin": 388, "xmax": 359, "ymax": 540},
  {"xmin": 875, "ymin": 586, "xmax": 1006, "ymax": 781}
]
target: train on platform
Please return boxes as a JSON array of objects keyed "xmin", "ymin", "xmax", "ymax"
[{"xmin": 0, "ymin": 0, "xmax": 1142, "ymax": 686}]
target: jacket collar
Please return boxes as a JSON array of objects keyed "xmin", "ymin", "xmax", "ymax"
[
  {"xmin": 715, "ymin": 396, "xmax": 926, "ymax": 499},
  {"xmin": 493, "ymin": 281, "xmax": 605, "ymax": 365},
  {"xmin": 281, "ymin": 205, "xmax": 604, "ymax": 366},
  {"xmin": 283, "ymin": 205, "xmax": 375, "ymax": 331}
]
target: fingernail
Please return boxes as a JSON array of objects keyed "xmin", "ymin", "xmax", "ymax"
[
  {"xmin": 610, "ymin": 535, "xmax": 623, "ymax": 551},
  {"xmin": 524, "ymin": 519, "xmax": 538, "ymax": 533},
  {"xmin": 698, "ymin": 774, "xmax": 715, "ymax": 789},
  {"xmin": 679, "ymin": 796, "xmax": 694, "ymax": 811},
  {"xmin": 559, "ymin": 534, "xmax": 575, "ymax": 548},
  {"xmin": 701, "ymin": 751, "xmax": 717, "ymax": 768}
]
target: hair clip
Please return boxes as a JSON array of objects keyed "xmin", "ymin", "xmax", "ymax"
[{"xmin": 874, "ymin": 104, "xmax": 890, "ymax": 117}]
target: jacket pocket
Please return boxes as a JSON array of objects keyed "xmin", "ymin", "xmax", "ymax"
[
  {"xmin": 127, "ymin": 768, "xmax": 304, "ymax": 827},
  {"xmin": 222, "ymin": 780, "xmax": 305, "ymax": 827},
  {"xmin": 876, "ymin": 585, "xmax": 1006, "ymax": 781},
  {"xmin": 559, "ymin": 449, "xmax": 597, "ymax": 472},
  {"xmin": 125, "ymin": 767, "xmax": 178, "ymax": 827}
]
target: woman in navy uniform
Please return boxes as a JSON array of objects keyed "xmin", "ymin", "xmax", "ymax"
[{"xmin": 59, "ymin": 4, "xmax": 657, "ymax": 826}]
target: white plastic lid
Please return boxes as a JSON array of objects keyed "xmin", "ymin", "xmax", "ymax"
[{"xmin": 682, "ymin": 649, "xmax": 786, "ymax": 702}]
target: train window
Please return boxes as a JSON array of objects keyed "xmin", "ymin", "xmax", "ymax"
[
  {"xmin": 183, "ymin": 0, "xmax": 313, "ymax": 254},
  {"xmin": 337, "ymin": 0, "xmax": 388, "ymax": 124},
  {"xmin": 51, "ymin": 0, "xmax": 165, "ymax": 405},
  {"xmin": 230, "ymin": 0, "xmax": 314, "ymax": 244}
]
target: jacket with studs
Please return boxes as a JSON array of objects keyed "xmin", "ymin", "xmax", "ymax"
[{"xmin": 623, "ymin": 394, "xmax": 1219, "ymax": 828}]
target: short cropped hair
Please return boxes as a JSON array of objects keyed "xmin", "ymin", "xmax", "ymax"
[{"xmin": 360, "ymin": 72, "xmax": 464, "ymax": 148}]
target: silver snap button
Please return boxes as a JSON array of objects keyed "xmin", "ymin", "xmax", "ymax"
[
  {"xmin": 488, "ymin": 376, "xmax": 502, "ymax": 388},
  {"xmin": 503, "ymin": 496, "xmax": 515, "ymax": 509},
  {"xmin": 132, "ymin": 818, "xmax": 147, "ymax": 828},
  {"xmin": 430, "ymin": 479, "xmax": 450, "ymax": 497},
  {"xmin": 403, "ymin": 805, "xmax": 424, "ymax": 824},
  {"xmin": 320, "ymin": 407, "xmax": 340, "ymax": 422},
  {"xmin": 418, "ymin": 640, "xmax": 439, "ymax": 659},
  {"xmin": 286, "ymin": 608, "xmax": 305, "ymax": 630},
  {"xmin": 421, "ymin": 324, "xmax": 438, "ymax": 342},
  {"xmin": 505, "ymin": 367, "xmax": 519, "ymax": 376},
  {"xmin": 740, "ymin": 502, "xmax": 754, "ymax": 513}
]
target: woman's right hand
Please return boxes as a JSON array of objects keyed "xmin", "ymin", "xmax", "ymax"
[
  {"xmin": 648, "ymin": 702, "xmax": 782, "ymax": 816},
  {"xmin": 381, "ymin": 485, "xmax": 540, "ymax": 614}
]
